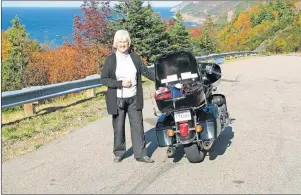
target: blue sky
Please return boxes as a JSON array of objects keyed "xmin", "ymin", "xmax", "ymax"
[{"xmin": 2, "ymin": 1, "xmax": 182, "ymax": 7}]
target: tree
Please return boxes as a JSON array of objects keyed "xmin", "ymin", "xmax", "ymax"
[
  {"xmin": 192, "ymin": 15, "xmax": 218, "ymax": 55},
  {"xmin": 166, "ymin": 12, "xmax": 192, "ymax": 52},
  {"xmin": 73, "ymin": 0, "xmax": 113, "ymax": 47},
  {"xmin": 2, "ymin": 17, "xmax": 39, "ymax": 91},
  {"xmin": 190, "ymin": 25, "xmax": 201, "ymax": 38},
  {"xmin": 1, "ymin": 31, "xmax": 12, "ymax": 62},
  {"xmin": 166, "ymin": 18, "xmax": 176, "ymax": 29},
  {"xmin": 217, "ymin": 0, "xmax": 299, "ymax": 52},
  {"xmin": 25, "ymin": 44, "xmax": 110, "ymax": 85},
  {"xmin": 110, "ymin": 0, "xmax": 171, "ymax": 65}
]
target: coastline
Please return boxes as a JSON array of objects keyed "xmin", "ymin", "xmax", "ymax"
[{"xmin": 181, "ymin": 12, "xmax": 205, "ymax": 24}]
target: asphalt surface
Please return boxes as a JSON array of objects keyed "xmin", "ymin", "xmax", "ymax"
[{"xmin": 2, "ymin": 55, "xmax": 301, "ymax": 194}]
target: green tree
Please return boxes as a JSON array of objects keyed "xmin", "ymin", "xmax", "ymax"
[
  {"xmin": 192, "ymin": 15, "xmax": 218, "ymax": 55},
  {"xmin": 110, "ymin": 0, "xmax": 171, "ymax": 65},
  {"xmin": 2, "ymin": 16, "xmax": 40, "ymax": 91},
  {"xmin": 250, "ymin": 14, "xmax": 258, "ymax": 27},
  {"xmin": 166, "ymin": 12, "xmax": 192, "ymax": 52},
  {"xmin": 2, "ymin": 17, "xmax": 29, "ymax": 91}
]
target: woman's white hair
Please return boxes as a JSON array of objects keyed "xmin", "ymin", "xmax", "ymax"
[{"xmin": 113, "ymin": 30, "xmax": 131, "ymax": 48}]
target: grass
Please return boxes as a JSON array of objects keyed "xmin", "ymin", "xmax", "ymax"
[
  {"xmin": 1, "ymin": 86, "xmax": 107, "ymax": 162},
  {"xmin": 1, "ymin": 78, "xmax": 155, "ymax": 162}
]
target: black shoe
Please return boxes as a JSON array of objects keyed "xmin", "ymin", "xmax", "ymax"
[
  {"xmin": 114, "ymin": 156, "xmax": 123, "ymax": 163},
  {"xmin": 136, "ymin": 156, "xmax": 155, "ymax": 163}
]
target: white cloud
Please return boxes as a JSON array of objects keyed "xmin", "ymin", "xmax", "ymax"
[{"xmin": 2, "ymin": 1, "xmax": 182, "ymax": 8}]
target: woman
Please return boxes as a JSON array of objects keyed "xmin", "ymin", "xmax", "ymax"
[{"xmin": 101, "ymin": 30, "xmax": 155, "ymax": 163}]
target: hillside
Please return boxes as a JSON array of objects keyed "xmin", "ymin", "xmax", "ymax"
[
  {"xmin": 217, "ymin": 1, "xmax": 301, "ymax": 52},
  {"xmin": 171, "ymin": 1, "xmax": 262, "ymax": 25},
  {"xmin": 187, "ymin": 0, "xmax": 301, "ymax": 54}
]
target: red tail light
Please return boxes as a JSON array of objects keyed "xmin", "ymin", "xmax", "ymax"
[
  {"xmin": 179, "ymin": 123, "xmax": 189, "ymax": 137},
  {"xmin": 154, "ymin": 87, "xmax": 171, "ymax": 100}
]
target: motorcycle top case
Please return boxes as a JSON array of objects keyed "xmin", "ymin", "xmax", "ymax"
[{"xmin": 154, "ymin": 51, "xmax": 205, "ymax": 113}]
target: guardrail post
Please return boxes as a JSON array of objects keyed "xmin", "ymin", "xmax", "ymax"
[
  {"xmin": 24, "ymin": 102, "xmax": 38, "ymax": 116},
  {"xmin": 86, "ymin": 88, "xmax": 96, "ymax": 98}
]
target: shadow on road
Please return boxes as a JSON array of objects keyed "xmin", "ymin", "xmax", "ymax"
[
  {"xmin": 123, "ymin": 118, "xmax": 159, "ymax": 159},
  {"xmin": 142, "ymin": 117, "xmax": 185, "ymax": 163},
  {"xmin": 167, "ymin": 126, "xmax": 234, "ymax": 162},
  {"xmin": 123, "ymin": 119, "xmax": 234, "ymax": 162},
  {"xmin": 208, "ymin": 126, "xmax": 234, "ymax": 160},
  {"xmin": 122, "ymin": 128, "xmax": 159, "ymax": 159},
  {"xmin": 171, "ymin": 146, "xmax": 185, "ymax": 163}
]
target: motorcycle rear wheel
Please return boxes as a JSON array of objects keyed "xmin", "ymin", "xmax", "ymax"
[{"xmin": 183, "ymin": 143, "xmax": 205, "ymax": 163}]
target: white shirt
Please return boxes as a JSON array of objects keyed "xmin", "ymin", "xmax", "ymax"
[{"xmin": 115, "ymin": 50, "xmax": 137, "ymax": 98}]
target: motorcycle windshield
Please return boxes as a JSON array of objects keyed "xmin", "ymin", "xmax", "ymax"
[{"xmin": 154, "ymin": 51, "xmax": 201, "ymax": 88}]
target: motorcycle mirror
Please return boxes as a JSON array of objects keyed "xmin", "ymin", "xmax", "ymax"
[{"xmin": 214, "ymin": 57, "xmax": 224, "ymax": 64}]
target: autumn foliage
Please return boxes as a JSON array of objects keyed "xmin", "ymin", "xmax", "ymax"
[
  {"xmin": 73, "ymin": 0, "xmax": 112, "ymax": 46},
  {"xmin": 1, "ymin": 31, "xmax": 12, "ymax": 62},
  {"xmin": 24, "ymin": 44, "xmax": 109, "ymax": 85},
  {"xmin": 217, "ymin": 1, "xmax": 300, "ymax": 52},
  {"xmin": 166, "ymin": 18, "xmax": 176, "ymax": 29},
  {"xmin": 189, "ymin": 26, "xmax": 201, "ymax": 38},
  {"xmin": 22, "ymin": 0, "xmax": 112, "ymax": 87}
]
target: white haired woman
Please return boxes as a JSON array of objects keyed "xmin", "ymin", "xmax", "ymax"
[{"xmin": 101, "ymin": 30, "xmax": 155, "ymax": 163}]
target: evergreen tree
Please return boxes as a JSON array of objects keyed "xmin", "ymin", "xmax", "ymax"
[
  {"xmin": 2, "ymin": 17, "xmax": 32, "ymax": 91},
  {"xmin": 110, "ymin": 0, "xmax": 171, "ymax": 65},
  {"xmin": 192, "ymin": 15, "xmax": 218, "ymax": 55},
  {"xmin": 166, "ymin": 12, "xmax": 192, "ymax": 52}
]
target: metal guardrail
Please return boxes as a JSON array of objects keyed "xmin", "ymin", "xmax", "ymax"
[
  {"xmin": 196, "ymin": 51, "xmax": 258, "ymax": 62},
  {"xmin": 1, "ymin": 75, "xmax": 103, "ymax": 109},
  {"xmin": 1, "ymin": 51, "xmax": 258, "ymax": 109}
]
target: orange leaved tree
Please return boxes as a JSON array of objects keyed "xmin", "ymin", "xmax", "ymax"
[{"xmin": 25, "ymin": 43, "xmax": 109, "ymax": 86}]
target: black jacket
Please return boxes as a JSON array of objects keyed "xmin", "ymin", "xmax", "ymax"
[{"xmin": 100, "ymin": 51, "xmax": 155, "ymax": 115}]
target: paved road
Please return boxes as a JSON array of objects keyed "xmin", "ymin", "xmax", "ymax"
[{"xmin": 2, "ymin": 55, "xmax": 301, "ymax": 194}]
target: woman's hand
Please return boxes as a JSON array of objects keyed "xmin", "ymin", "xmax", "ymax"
[{"xmin": 122, "ymin": 80, "xmax": 132, "ymax": 88}]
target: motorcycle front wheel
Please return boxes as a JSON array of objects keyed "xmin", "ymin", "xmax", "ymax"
[{"xmin": 183, "ymin": 143, "xmax": 205, "ymax": 163}]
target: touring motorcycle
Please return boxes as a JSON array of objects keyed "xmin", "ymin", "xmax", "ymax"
[{"xmin": 153, "ymin": 51, "xmax": 231, "ymax": 163}]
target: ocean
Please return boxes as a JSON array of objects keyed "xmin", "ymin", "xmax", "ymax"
[{"xmin": 2, "ymin": 7, "xmax": 197, "ymax": 47}]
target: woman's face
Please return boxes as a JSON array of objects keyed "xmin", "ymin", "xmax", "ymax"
[{"xmin": 117, "ymin": 39, "xmax": 129, "ymax": 53}]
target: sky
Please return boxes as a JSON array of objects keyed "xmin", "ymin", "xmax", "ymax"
[{"xmin": 2, "ymin": 1, "xmax": 183, "ymax": 7}]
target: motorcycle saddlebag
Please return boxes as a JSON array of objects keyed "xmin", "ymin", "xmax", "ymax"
[
  {"xmin": 197, "ymin": 104, "xmax": 222, "ymax": 140},
  {"xmin": 155, "ymin": 114, "xmax": 176, "ymax": 147}
]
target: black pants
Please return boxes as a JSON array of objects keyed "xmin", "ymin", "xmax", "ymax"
[{"xmin": 112, "ymin": 96, "xmax": 147, "ymax": 159}]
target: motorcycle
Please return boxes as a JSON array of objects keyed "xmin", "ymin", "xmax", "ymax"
[{"xmin": 153, "ymin": 51, "xmax": 231, "ymax": 163}]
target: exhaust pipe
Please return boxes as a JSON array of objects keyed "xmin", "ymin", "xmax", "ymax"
[
  {"xmin": 202, "ymin": 141, "xmax": 213, "ymax": 150},
  {"xmin": 167, "ymin": 147, "xmax": 176, "ymax": 157}
]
